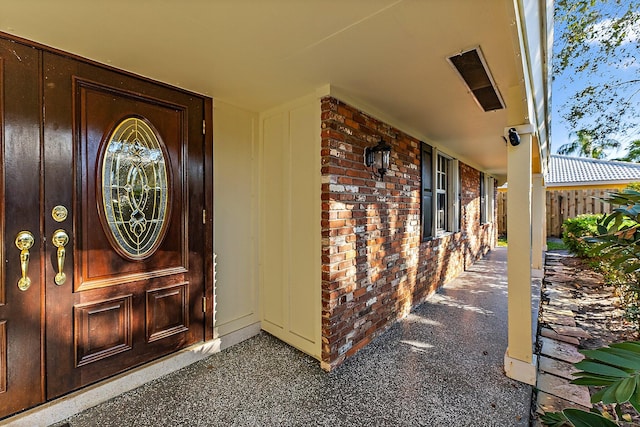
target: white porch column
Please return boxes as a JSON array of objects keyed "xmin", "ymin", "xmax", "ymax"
[
  {"xmin": 504, "ymin": 125, "xmax": 537, "ymax": 385},
  {"xmin": 531, "ymin": 174, "xmax": 545, "ymax": 277}
]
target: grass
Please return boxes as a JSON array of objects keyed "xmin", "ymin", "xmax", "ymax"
[
  {"xmin": 496, "ymin": 237, "xmax": 567, "ymax": 251},
  {"xmin": 546, "ymin": 239, "xmax": 567, "ymax": 251}
]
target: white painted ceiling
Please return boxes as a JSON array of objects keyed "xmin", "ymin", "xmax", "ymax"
[{"xmin": 1, "ymin": 0, "xmax": 531, "ymax": 178}]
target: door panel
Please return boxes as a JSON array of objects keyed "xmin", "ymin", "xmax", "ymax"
[
  {"xmin": 0, "ymin": 40, "xmax": 44, "ymax": 415},
  {"xmin": 146, "ymin": 283, "xmax": 189, "ymax": 342},
  {"xmin": 44, "ymin": 53, "xmax": 206, "ymax": 399},
  {"xmin": 74, "ymin": 295, "xmax": 133, "ymax": 367}
]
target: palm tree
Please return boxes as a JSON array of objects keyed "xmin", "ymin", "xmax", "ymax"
[
  {"xmin": 615, "ymin": 139, "xmax": 640, "ymax": 163},
  {"xmin": 556, "ymin": 129, "xmax": 620, "ymax": 159}
]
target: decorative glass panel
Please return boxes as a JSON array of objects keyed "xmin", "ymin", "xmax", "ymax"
[{"xmin": 101, "ymin": 117, "xmax": 169, "ymax": 259}]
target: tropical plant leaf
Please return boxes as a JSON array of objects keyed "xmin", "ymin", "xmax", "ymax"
[
  {"xmin": 591, "ymin": 387, "xmax": 607, "ymax": 404},
  {"xmin": 539, "ymin": 410, "xmax": 569, "ymax": 427},
  {"xmin": 572, "ymin": 376, "xmax": 618, "ymax": 387},
  {"xmin": 581, "ymin": 349, "xmax": 640, "ymax": 370},
  {"xmin": 602, "ymin": 213, "xmax": 616, "ymax": 228},
  {"xmin": 615, "ymin": 375, "xmax": 637, "ymax": 402},
  {"xmin": 600, "ymin": 381, "xmax": 620, "ymax": 404},
  {"xmin": 624, "ymin": 263, "xmax": 640, "ymax": 274},
  {"xmin": 573, "ymin": 360, "xmax": 632, "ymax": 378},
  {"xmin": 611, "ymin": 256, "xmax": 629, "ymax": 268},
  {"xmin": 609, "ymin": 342, "xmax": 640, "ymax": 353},
  {"xmin": 630, "ymin": 378, "xmax": 640, "ymax": 413},
  {"xmin": 572, "ymin": 371, "xmax": 626, "ymax": 381},
  {"xmin": 563, "ymin": 408, "xmax": 618, "ymax": 427}
]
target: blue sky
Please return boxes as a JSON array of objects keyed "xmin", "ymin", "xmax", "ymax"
[{"xmin": 551, "ymin": 2, "xmax": 640, "ymax": 157}]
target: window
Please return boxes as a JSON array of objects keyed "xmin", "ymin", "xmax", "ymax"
[
  {"xmin": 436, "ymin": 155, "xmax": 448, "ymax": 233},
  {"xmin": 480, "ymin": 172, "xmax": 486, "ymax": 224},
  {"xmin": 422, "ymin": 143, "xmax": 459, "ymax": 240},
  {"xmin": 479, "ymin": 172, "xmax": 494, "ymax": 224}
]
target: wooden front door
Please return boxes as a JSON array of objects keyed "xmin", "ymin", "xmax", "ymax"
[
  {"xmin": 43, "ymin": 53, "xmax": 207, "ymax": 399},
  {"xmin": 0, "ymin": 33, "xmax": 212, "ymax": 419},
  {"xmin": 0, "ymin": 37, "xmax": 45, "ymax": 417}
]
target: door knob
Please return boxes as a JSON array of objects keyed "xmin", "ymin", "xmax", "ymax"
[
  {"xmin": 52, "ymin": 229, "xmax": 69, "ymax": 285},
  {"xmin": 15, "ymin": 231, "xmax": 35, "ymax": 291}
]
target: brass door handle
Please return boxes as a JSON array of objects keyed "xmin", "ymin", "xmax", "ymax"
[
  {"xmin": 52, "ymin": 229, "xmax": 69, "ymax": 285},
  {"xmin": 15, "ymin": 231, "xmax": 35, "ymax": 291}
]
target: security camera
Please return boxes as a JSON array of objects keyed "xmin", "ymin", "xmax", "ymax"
[{"xmin": 508, "ymin": 128, "xmax": 520, "ymax": 146}]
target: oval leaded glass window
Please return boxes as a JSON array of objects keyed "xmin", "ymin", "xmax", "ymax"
[{"xmin": 101, "ymin": 117, "xmax": 170, "ymax": 260}]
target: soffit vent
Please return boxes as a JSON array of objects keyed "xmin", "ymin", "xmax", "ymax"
[{"xmin": 447, "ymin": 47, "xmax": 505, "ymax": 112}]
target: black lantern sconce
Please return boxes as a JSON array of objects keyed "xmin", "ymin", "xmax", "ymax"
[{"xmin": 364, "ymin": 138, "xmax": 392, "ymax": 179}]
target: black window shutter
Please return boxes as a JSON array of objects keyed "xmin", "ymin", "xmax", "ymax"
[
  {"xmin": 422, "ymin": 144, "xmax": 433, "ymax": 239},
  {"xmin": 480, "ymin": 172, "xmax": 486, "ymax": 224},
  {"xmin": 458, "ymin": 163, "xmax": 462, "ymax": 230}
]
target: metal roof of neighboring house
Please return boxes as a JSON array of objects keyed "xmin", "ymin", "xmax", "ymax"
[{"xmin": 547, "ymin": 154, "xmax": 640, "ymax": 186}]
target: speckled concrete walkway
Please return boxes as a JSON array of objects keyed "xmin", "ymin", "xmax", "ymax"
[{"xmin": 57, "ymin": 247, "xmax": 534, "ymax": 427}]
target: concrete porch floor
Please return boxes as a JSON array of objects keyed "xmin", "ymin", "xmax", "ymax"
[{"xmin": 51, "ymin": 247, "xmax": 535, "ymax": 427}]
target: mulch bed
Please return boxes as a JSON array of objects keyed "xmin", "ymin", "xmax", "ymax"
[
  {"xmin": 543, "ymin": 251, "xmax": 639, "ymax": 425},
  {"xmin": 553, "ymin": 254, "xmax": 638, "ymax": 348}
]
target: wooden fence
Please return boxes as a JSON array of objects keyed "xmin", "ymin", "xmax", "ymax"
[{"xmin": 497, "ymin": 188, "xmax": 617, "ymax": 237}]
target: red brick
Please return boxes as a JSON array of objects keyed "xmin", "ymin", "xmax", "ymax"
[{"xmin": 320, "ymin": 97, "xmax": 495, "ymax": 370}]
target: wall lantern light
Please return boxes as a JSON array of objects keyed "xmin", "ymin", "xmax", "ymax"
[{"xmin": 364, "ymin": 138, "xmax": 392, "ymax": 179}]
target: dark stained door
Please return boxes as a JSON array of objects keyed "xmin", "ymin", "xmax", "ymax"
[
  {"xmin": 0, "ymin": 38, "xmax": 45, "ymax": 417},
  {"xmin": 43, "ymin": 53, "xmax": 207, "ymax": 399}
]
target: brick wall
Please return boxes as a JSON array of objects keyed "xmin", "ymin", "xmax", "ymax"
[
  {"xmin": 320, "ymin": 97, "xmax": 495, "ymax": 370},
  {"xmin": 460, "ymin": 162, "xmax": 497, "ymax": 267}
]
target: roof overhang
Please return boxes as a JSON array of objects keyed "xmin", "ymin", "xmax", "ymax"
[
  {"xmin": 0, "ymin": 0, "xmax": 551, "ymax": 180},
  {"xmin": 547, "ymin": 181, "xmax": 637, "ymax": 188}
]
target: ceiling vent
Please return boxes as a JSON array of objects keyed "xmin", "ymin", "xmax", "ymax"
[{"xmin": 447, "ymin": 47, "xmax": 505, "ymax": 112}]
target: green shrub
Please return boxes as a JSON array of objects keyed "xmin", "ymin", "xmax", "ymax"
[
  {"xmin": 589, "ymin": 190, "xmax": 640, "ymax": 328},
  {"xmin": 625, "ymin": 182, "xmax": 640, "ymax": 192},
  {"xmin": 562, "ymin": 214, "xmax": 602, "ymax": 257},
  {"xmin": 590, "ymin": 190, "xmax": 640, "ymax": 274}
]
